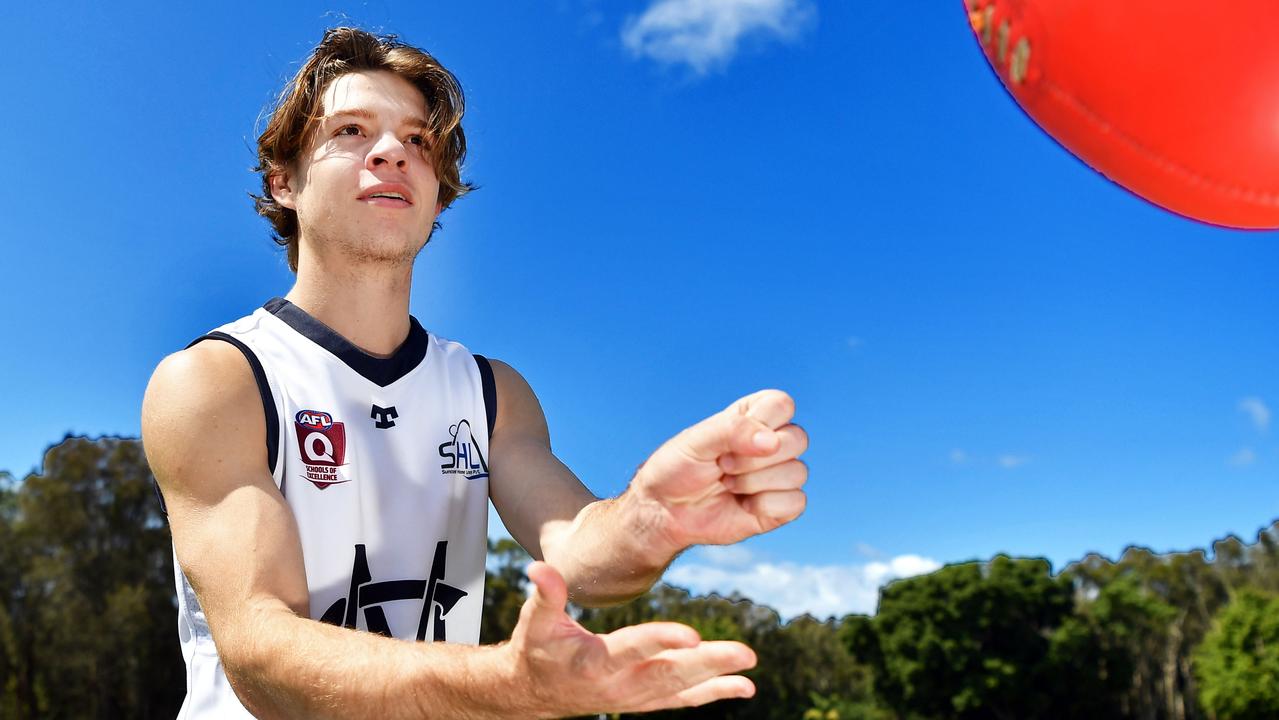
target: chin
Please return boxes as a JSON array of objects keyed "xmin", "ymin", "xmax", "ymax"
[{"xmin": 332, "ymin": 233, "xmax": 422, "ymax": 267}]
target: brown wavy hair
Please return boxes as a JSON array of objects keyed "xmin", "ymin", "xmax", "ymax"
[{"xmin": 252, "ymin": 27, "xmax": 473, "ymax": 271}]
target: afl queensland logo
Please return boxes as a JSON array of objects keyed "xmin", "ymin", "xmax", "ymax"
[
  {"xmin": 439, "ymin": 419, "xmax": 488, "ymax": 480},
  {"xmin": 295, "ymin": 409, "xmax": 350, "ymax": 489}
]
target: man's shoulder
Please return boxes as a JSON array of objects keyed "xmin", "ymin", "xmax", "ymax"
[
  {"xmin": 481, "ymin": 357, "xmax": 549, "ymax": 443},
  {"xmin": 484, "ymin": 357, "xmax": 523, "ymax": 388},
  {"xmin": 155, "ymin": 336, "xmax": 258, "ymax": 391},
  {"xmin": 142, "ymin": 338, "xmax": 272, "ymax": 498},
  {"xmin": 143, "ymin": 341, "xmax": 263, "ymax": 444}
]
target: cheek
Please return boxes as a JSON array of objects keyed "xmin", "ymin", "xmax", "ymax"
[
  {"xmin": 418, "ymin": 161, "xmax": 440, "ymax": 187},
  {"xmin": 415, "ymin": 167, "xmax": 441, "ymax": 206},
  {"xmin": 293, "ymin": 174, "xmax": 340, "ymax": 224},
  {"xmin": 300, "ymin": 161, "xmax": 348, "ymax": 200}
]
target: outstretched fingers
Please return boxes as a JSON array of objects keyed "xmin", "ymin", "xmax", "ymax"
[
  {"xmin": 632, "ymin": 676, "xmax": 757, "ymax": 712},
  {"xmin": 622, "ymin": 642, "xmax": 757, "ymax": 705},
  {"xmin": 600, "ymin": 622, "xmax": 700, "ymax": 671},
  {"xmin": 512, "ymin": 565, "xmax": 761, "ymax": 717}
]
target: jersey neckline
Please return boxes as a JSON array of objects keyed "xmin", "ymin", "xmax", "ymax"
[{"xmin": 263, "ymin": 297, "xmax": 429, "ymax": 387}]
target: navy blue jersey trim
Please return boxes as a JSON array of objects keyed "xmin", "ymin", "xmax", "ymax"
[
  {"xmin": 153, "ymin": 479, "xmax": 169, "ymax": 518},
  {"xmin": 187, "ymin": 332, "xmax": 281, "ymax": 476},
  {"xmin": 263, "ymin": 297, "xmax": 428, "ymax": 388},
  {"xmin": 473, "ymin": 354, "xmax": 497, "ymax": 438}
]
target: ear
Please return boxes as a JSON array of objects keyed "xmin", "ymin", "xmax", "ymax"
[{"xmin": 269, "ymin": 170, "xmax": 298, "ymax": 210}]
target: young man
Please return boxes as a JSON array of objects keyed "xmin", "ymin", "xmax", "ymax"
[{"xmin": 142, "ymin": 27, "xmax": 808, "ymax": 719}]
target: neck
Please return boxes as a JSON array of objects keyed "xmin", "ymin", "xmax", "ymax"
[{"xmin": 286, "ymin": 250, "xmax": 416, "ymax": 359}]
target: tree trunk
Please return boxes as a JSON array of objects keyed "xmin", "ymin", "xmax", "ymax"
[{"xmin": 1166, "ymin": 613, "xmax": 1185, "ymax": 720}]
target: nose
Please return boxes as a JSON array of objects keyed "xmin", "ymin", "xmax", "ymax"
[{"xmin": 366, "ymin": 131, "xmax": 408, "ymax": 172}]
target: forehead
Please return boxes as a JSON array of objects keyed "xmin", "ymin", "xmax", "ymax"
[{"xmin": 320, "ymin": 70, "xmax": 429, "ymax": 120}]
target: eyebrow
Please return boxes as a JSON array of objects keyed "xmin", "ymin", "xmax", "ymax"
[{"xmin": 322, "ymin": 108, "xmax": 431, "ymax": 131}]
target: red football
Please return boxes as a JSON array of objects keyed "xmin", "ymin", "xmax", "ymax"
[{"xmin": 966, "ymin": 0, "xmax": 1279, "ymax": 229}]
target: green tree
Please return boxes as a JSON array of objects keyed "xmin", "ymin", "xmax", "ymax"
[
  {"xmin": 0, "ymin": 437, "xmax": 184, "ymax": 719},
  {"xmin": 855, "ymin": 556, "xmax": 1073, "ymax": 720},
  {"xmin": 1048, "ymin": 574, "xmax": 1177, "ymax": 719},
  {"xmin": 1212, "ymin": 535, "xmax": 1251, "ymax": 591},
  {"xmin": 481, "ymin": 537, "xmax": 531, "ymax": 644},
  {"xmin": 758, "ymin": 614, "xmax": 869, "ymax": 716},
  {"xmin": 576, "ymin": 583, "xmax": 875, "ymax": 720},
  {"xmin": 1194, "ymin": 589, "xmax": 1279, "ymax": 720},
  {"xmin": 0, "ymin": 470, "xmax": 22, "ymax": 718},
  {"xmin": 1069, "ymin": 545, "xmax": 1230, "ymax": 718},
  {"xmin": 1238, "ymin": 524, "xmax": 1279, "ymax": 594},
  {"xmin": 803, "ymin": 691, "xmax": 893, "ymax": 720},
  {"xmin": 575, "ymin": 584, "xmax": 761, "ymax": 719}
]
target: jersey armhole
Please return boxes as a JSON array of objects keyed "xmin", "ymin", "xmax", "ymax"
[
  {"xmin": 187, "ymin": 332, "xmax": 281, "ymax": 475},
  {"xmin": 473, "ymin": 354, "xmax": 497, "ymax": 439}
]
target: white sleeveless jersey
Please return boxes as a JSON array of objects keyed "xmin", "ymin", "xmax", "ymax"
[{"xmin": 170, "ymin": 298, "xmax": 494, "ymax": 718}]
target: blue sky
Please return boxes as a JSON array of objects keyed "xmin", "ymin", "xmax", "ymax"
[{"xmin": 3, "ymin": 1, "xmax": 1278, "ymax": 619}]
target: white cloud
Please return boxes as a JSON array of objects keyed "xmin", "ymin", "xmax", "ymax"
[
  {"xmin": 665, "ymin": 554, "xmax": 941, "ymax": 619},
  {"xmin": 621, "ymin": 0, "xmax": 815, "ymax": 74},
  {"xmin": 864, "ymin": 555, "xmax": 941, "ymax": 585},
  {"xmin": 695, "ymin": 544, "xmax": 755, "ymax": 567},
  {"xmin": 949, "ymin": 449, "xmax": 969, "ymax": 465},
  {"xmin": 1239, "ymin": 397, "xmax": 1270, "ymax": 434},
  {"xmin": 854, "ymin": 542, "xmax": 882, "ymax": 559},
  {"xmin": 997, "ymin": 454, "xmax": 1030, "ymax": 469},
  {"xmin": 1229, "ymin": 447, "xmax": 1256, "ymax": 467}
]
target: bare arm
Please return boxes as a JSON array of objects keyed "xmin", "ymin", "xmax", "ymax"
[
  {"xmin": 486, "ymin": 361, "xmax": 808, "ymax": 608},
  {"xmin": 144, "ymin": 343, "xmax": 752, "ymax": 718},
  {"xmin": 485, "ymin": 360, "xmax": 669, "ymax": 604}
]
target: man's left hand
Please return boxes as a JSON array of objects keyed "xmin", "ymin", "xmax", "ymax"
[{"xmin": 629, "ymin": 389, "xmax": 808, "ymax": 554}]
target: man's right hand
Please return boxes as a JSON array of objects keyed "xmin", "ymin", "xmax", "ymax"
[{"xmin": 502, "ymin": 562, "xmax": 757, "ymax": 717}]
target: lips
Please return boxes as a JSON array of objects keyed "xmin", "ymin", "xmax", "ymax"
[{"xmin": 358, "ymin": 183, "xmax": 414, "ymax": 206}]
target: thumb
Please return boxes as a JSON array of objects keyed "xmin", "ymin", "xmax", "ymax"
[{"xmin": 519, "ymin": 561, "xmax": 569, "ymax": 631}]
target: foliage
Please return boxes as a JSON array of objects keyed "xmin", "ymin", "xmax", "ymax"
[
  {"xmin": 803, "ymin": 691, "xmax": 894, "ymax": 720},
  {"xmin": 575, "ymin": 586, "xmax": 875, "ymax": 719},
  {"xmin": 840, "ymin": 531, "xmax": 1279, "ymax": 720},
  {"xmin": 480, "ymin": 537, "xmax": 531, "ymax": 644},
  {"xmin": 1065, "ymin": 546, "xmax": 1231, "ymax": 718},
  {"xmin": 0, "ymin": 437, "xmax": 184, "ymax": 719},
  {"xmin": 1046, "ymin": 574, "xmax": 1177, "ymax": 719},
  {"xmin": 1194, "ymin": 589, "xmax": 1279, "ymax": 720},
  {"xmin": 850, "ymin": 556, "xmax": 1073, "ymax": 720}
]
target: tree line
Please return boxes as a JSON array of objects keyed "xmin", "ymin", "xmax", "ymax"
[{"xmin": 2, "ymin": 437, "xmax": 1278, "ymax": 719}]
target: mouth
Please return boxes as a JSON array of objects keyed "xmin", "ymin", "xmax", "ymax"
[{"xmin": 359, "ymin": 184, "xmax": 414, "ymax": 207}]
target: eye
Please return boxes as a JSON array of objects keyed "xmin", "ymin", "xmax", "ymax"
[
  {"xmin": 407, "ymin": 134, "xmax": 430, "ymax": 150},
  {"xmin": 335, "ymin": 124, "xmax": 363, "ymax": 137}
]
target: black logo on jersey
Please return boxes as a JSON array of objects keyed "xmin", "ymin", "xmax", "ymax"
[
  {"xmin": 439, "ymin": 419, "xmax": 488, "ymax": 480},
  {"xmin": 319, "ymin": 542, "xmax": 466, "ymax": 641},
  {"xmin": 371, "ymin": 404, "xmax": 399, "ymax": 429}
]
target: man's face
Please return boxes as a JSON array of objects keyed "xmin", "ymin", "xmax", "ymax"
[{"xmin": 271, "ymin": 70, "xmax": 443, "ymax": 268}]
